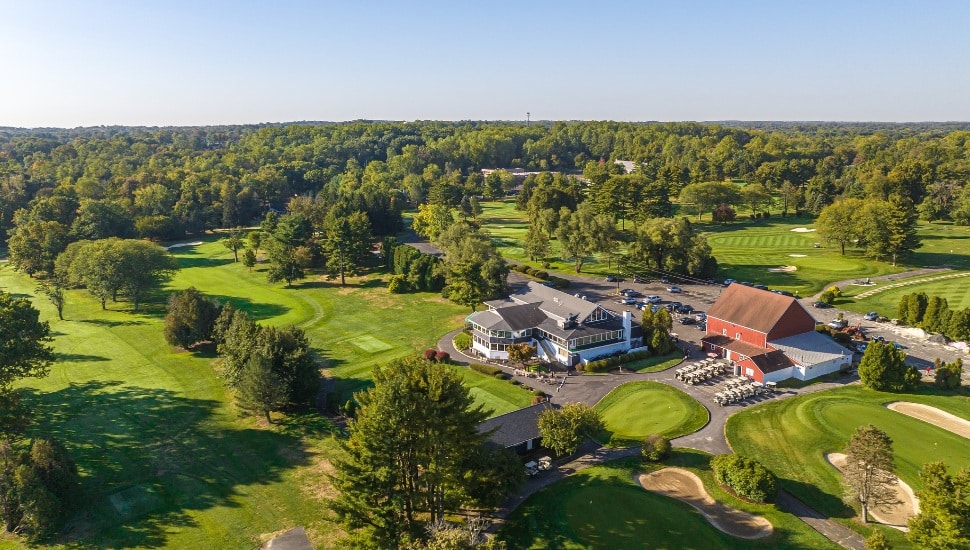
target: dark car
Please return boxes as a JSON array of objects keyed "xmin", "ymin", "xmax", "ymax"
[
  {"xmin": 605, "ymin": 275, "xmax": 618, "ymax": 282},
  {"xmin": 625, "ymin": 290, "xmax": 642, "ymax": 298},
  {"xmin": 723, "ymin": 278, "xmax": 737, "ymax": 286},
  {"xmin": 665, "ymin": 301, "xmax": 682, "ymax": 311},
  {"xmin": 632, "ymin": 274, "xmax": 648, "ymax": 283},
  {"xmin": 813, "ymin": 301, "xmax": 833, "ymax": 309},
  {"xmin": 772, "ymin": 289, "xmax": 794, "ymax": 297},
  {"xmin": 661, "ymin": 276, "xmax": 670, "ymax": 284},
  {"xmin": 674, "ymin": 304, "xmax": 694, "ymax": 314},
  {"xmin": 679, "ymin": 316, "xmax": 696, "ymax": 325},
  {"xmin": 740, "ymin": 281, "xmax": 753, "ymax": 287},
  {"xmin": 753, "ymin": 284, "xmax": 769, "ymax": 291},
  {"xmin": 619, "ymin": 288, "xmax": 635, "ymax": 296}
]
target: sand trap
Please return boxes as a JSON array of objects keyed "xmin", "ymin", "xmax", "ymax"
[
  {"xmin": 637, "ymin": 468, "xmax": 773, "ymax": 539},
  {"xmin": 788, "ymin": 254, "xmax": 807, "ymax": 258},
  {"xmin": 827, "ymin": 453, "xmax": 918, "ymax": 529},
  {"xmin": 768, "ymin": 265, "xmax": 798, "ymax": 272},
  {"xmin": 887, "ymin": 402, "xmax": 970, "ymax": 439},
  {"xmin": 790, "ymin": 227, "xmax": 816, "ymax": 233},
  {"xmin": 164, "ymin": 241, "xmax": 203, "ymax": 250}
]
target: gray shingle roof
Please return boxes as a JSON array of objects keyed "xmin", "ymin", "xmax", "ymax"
[
  {"xmin": 478, "ymin": 402, "xmax": 555, "ymax": 448},
  {"xmin": 769, "ymin": 331, "xmax": 853, "ymax": 367},
  {"xmin": 510, "ymin": 282, "xmax": 602, "ymax": 322}
]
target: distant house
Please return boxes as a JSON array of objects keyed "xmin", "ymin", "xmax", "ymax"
[
  {"xmin": 478, "ymin": 402, "xmax": 555, "ymax": 454},
  {"xmin": 466, "ymin": 282, "xmax": 644, "ymax": 367},
  {"xmin": 701, "ymin": 284, "xmax": 852, "ymax": 383}
]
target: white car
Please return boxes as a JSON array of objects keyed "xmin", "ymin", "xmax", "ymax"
[
  {"xmin": 644, "ymin": 295, "xmax": 662, "ymax": 304},
  {"xmin": 667, "ymin": 285, "xmax": 683, "ymax": 293}
]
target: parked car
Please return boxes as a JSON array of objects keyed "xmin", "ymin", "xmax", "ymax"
[
  {"xmin": 619, "ymin": 288, "xmax": 635, "ymax": 296},
  {"xmin": 621, "ymin": 297, "xmax": 638, "ymax": 305},
  {"xmin": 871, "ymin": 335, "xmax": 886, "ymax": 343},
  {"xmin": 666, "ymin": 301, "xmax": 682, "ymax": 311},
  {"xmin": 697, "ymin": 322, "xmax": 707, "ymax": 331},
  {"xmin": 864, "ymin": 311, "xmax": 878, "ymax": 321},
  {"xmin": 626, "ymin": 290, "xmax": 642, "ymax": 298},
  {"xmin": 644, "ymin": 295, "xmax": 662, "ymax": 304},
  {"xmin": 723, "ymin": 278, "xmax": 737, "ymax": 286},
  {"xmin": 753, "ymin": 284, "xmax": 769, "ymax": 291},
  {"xmin": 827, "ymin": 319, "xmax": 848, "ymax": 330},
  {"xmin": 855, "ymin": 342, "xmax": 868, "ymax": 353},
  {"xmin": 605, "ymin": 275, "xmax": 618, "ymax": 282},
  {"xmin": 679, "ymin": 317, "xmax": 696, "ymax": 325},
  {"xmin": 892, "ymin": 342, "xmax": 907, "ymax": 350},
  {"xmin": 650, "ymin": 304, "xmax": 663, "ymax": 313},
  {"xmin": 695, "ymin": 312, "xmax": 707, "ymax": 321},
  {"xmin": 674, "ymin": 304, "xmax": 694, "ymax": 314},
  {"xmin": 667, "ymin": 285, "xmax": 683, "ymax": 293},
  {"xmin": 632, "ymin": 274, "xmax": 648, "ymax": 283},
  {"xmin": 740, "ymin": 281, "xmax": 753, "ymax": 286},
  {"xmin": 661, "ymin": 276, "xmax": 670, "ymax": 284},
  {"xmin": 812, "ymin": 301, "xmax": 833, "ymax": 309},
  {"xmin": 772, "ymin": 289, "xmax": 793, "ymax": 297}
]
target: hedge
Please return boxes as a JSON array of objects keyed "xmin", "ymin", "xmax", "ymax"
[
  {"xmin": 582, "ymin": 350, "xmax": 653, "ymax": 373},
  {"xmin": 470, "ymin": 363, "xmax": 502, "ymax": 377},
  {"xmin": 453, "ymin": 332, "xmax": 472, "ymax": 351}
]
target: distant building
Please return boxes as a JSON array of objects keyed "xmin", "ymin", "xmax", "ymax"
[
  {"xmin": 701, "ymin": 284, "xmax": 852, "ymax": 383},
  {"xmin": 614, "ymin": 159, "xmax": 636, "ymax": 173},
  {"xmin": 466, "ymin": 282, "xmax": 644, "ymax": 367}
]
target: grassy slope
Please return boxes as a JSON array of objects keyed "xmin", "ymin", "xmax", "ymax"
[
  {"xmin": 0, "ymin": 236, "xmax": 531, "ymax": 549},
  {"xmin": 726, "ymin": 385, "xmax": 970, "ymax": 523},
  {"xmin": 594, "ymin": 382, "xmax": 708, "ymax": 446},
  {"xmin": 497, "ymin": 452, "xmax": 839, "ymax": 550}
]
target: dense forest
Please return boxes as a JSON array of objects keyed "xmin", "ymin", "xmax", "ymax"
[{"xmin": 3, "ymin": 120, "xmax": 970, "ymax": 266}]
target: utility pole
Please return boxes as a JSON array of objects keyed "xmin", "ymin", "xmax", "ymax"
[{"xmin": 526, "ymin": 112, "xmax": 530, "ymax": 125}]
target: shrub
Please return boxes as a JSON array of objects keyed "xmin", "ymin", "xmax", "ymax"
[
  {"xmin": 434, "ymin": 351, "xmax": 450, "ymax": 363},
  {"xmin": 532, "ymin": 389, "xmax": 546, "ymax": 398},
  {"xmin": 641, "ymin": 434, "xmax": 671, "ymax": 462},
  {"xmin": 831, "ymin": 331, "xmax": 851, "ymax": 344},
  {"xmin": 525, "ymin": 267, "xmax": 538, "ymax": 276},
  {"xmin": 494, "ymin": 372, "xmax": 511, "ymax": 380},
  {"xmin": 934, "ymin": 358, "xmax": 962, "ymax": 390},
  {"xmin": 387, "ymin": 274, "xmax": 410, "ymax": 293},
  {"xmin": 531, "ymin": 396, "xmax": 546, "ymax": 405},
  {"xmin": 534, "ymin": 270, "xmax": 549, "ymax": 280},
  {"xmin": 542, "ymin": 262, "xmax": 551, "ymax": 269},
  {"xmin": 470, "ymin": 363, "xmax": 502, "ymax": 376},
  {"xmin": 711, "ymin": 454, "xmax": 777, "ymax": 503},
  {"xmin": 453, "ymin": 332, "xmax": 472, "ymax": 351},
  {"xmin": 762, "ymin": 211, "xmax": 770, "ymax": 218},
  {"xmin": 424, "ymin": 349, "xmax": 437, "ymax": 361}
]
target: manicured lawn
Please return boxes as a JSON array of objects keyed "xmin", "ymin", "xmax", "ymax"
[
  {"xmin": 447, "ymin": 366, "xmax": 533, "ymax": 418},
  {"xmin": 165, "ymin": 238, "xmax": 472, "ymax": 404},
  {"xmin": 0, "ymin": 262, "xmax": 345, "ymax": 549},
  {"xmin": 836, "ymin": 270, "xmax": 970, "ymax": 315},
  {"xmin": 594, "ymin": 382, "xmax": 708, "ymax": 446},
  {"xmin": 726, "ymin": 385, "xmax": 970, "ymax": 523},
  {"xmin": 497, "ymin": 452, "xmax": 839, "ymax": 549},
  {"xmin": 0, "ymin": 235, "xmax": 528, "ymax": 548},
  {"xmin": 625, "ymin": 351, "xmax": 683, "ymax": 373}
]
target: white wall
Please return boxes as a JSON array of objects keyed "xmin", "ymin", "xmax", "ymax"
[
  {"xmin": 577, "ymin": 341, "xmax": 633, "ymax": 364},
  {"xmin": 472, "ymin": 341, "xmax": 509, "ymax": 361},
  {"xmin": 792, "ymin": 357, "xmax": 846, "ymax": 380}
]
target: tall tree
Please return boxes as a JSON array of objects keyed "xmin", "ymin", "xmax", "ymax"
[
  {"xmin": 522, "ymin": 222, "xmax": 550, "ymax": 262},
  {"xmin": 330, "ymin": 356, "xmax": 507, "ymax": 547},
  {"xmin": 555, "ymin": 203, "xmax": 615, "ymax": 273},
  {"xmin": 324, "ymin": 210, "xmax": 373, "ymax": 286},
  {"xmin": 164, "ymin": 287, "xmax": 221, "ymax": 349},
  {"xmin": 0, "ymin": 291, "xmax": 54, "ymax": 395},
  {"xmin": 436, "ymin": 222, "xmax": 508, "ymax": 310},
  {"xmin": 220, "ymin": 229, "xmax": 245, "ymax": 263},
  {"xmin": 537, "ymin": 403, "xmax": 604, "ymax": 457},
  {"xmin": 884, "ymin": 193, "xmax": 922, "ymax": 266},
  {"xmin": 234, "ymin": 357, "xmax": 289, "ymax": 424},
  {"xmin": 843, "ymin": 425, "xmax": 898, "ymax": 524},
  {"xmin": 908, "ymin": 461, "xmax": 970, "ymax": 548},
  {"xmin": 857, "ymin": 341, "xmax": 920, "ymax": 392},
  {"xmin": 815, "ymin": 198, "xmax": 864, "ymax": 255}
]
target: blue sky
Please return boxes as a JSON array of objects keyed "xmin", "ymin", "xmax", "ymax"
[{"xmin": 2, "ymin": 1, "xmax": 968, "ymax": 127}]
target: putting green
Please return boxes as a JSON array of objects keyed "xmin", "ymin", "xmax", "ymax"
[
  {"xmin": 497, "ymin": 454, "xmax": 838, "ymax": 549},
  {"xmin": 594, "ymin": 382, "xmax": 708, "ymax": 446},
  {"xmin": 727, "ymin": 386, "xmax": 970, "ymax": 519}
]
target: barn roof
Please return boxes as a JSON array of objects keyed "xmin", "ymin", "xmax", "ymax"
[
  {"xmin": 769, "ymin": 331, "xmax": 853, "ymax": 366},
  {"xmin": 707, "ymin": 284, "xmax": 806, "ymax": 333}
]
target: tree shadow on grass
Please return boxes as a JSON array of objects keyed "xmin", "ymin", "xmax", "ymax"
[
  {"xmin": 22, "ymin": 380, "xmax": 313, "ymax": 548},
  {"xmin": 207, "ymin": 294, "xmax": 290, "ymax": 321},
  {"xmin": 78, "ymin": 319, "xmax": 147, "ymax": 328},
  {"xmin": 54, "ymin": 353, "xmax": 110, "ymax": 363},
  {"xmin": 779, "ymin": 477, "xmax": 854, "ymax": 519},
  {"xmin": 174, "ymin": 256, "xmax": 234, "ymax": 269}
]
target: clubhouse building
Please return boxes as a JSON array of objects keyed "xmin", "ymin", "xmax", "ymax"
[{"xmin": 466, "ymin": 282, "xmax": 644, "ymax": 367}]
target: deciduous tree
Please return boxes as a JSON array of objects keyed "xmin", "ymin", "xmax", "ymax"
[
  {"xmin": 164, "ymin": 287, "xmax": 221, "ymax": 349},
  {"xmin": 0, "ymin": 291, "xmax": 54, "ymax": 395},
  {"xmin": 842, "ymin": 425, "xmax": 898, "ymax": 523},
  {"xmin": 537, "ymin": 403, "xmax": 604, "ymax": 457}
]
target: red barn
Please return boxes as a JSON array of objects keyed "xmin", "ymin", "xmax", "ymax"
[{"xmin": 701, "ymin": 284, "xmax": 852, "ymax": 383}]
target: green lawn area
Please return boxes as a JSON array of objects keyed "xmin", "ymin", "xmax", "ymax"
[
  {"xmin": 593, "ymin": 382, "xmax": 708, "ymax": 447},
  {"xmin": 726, "ymin": 385, "xmax": 970, "ymax": 525},
  {"xmin": 0, "ymin": 235, "xmax": 529, "ymax": 548},
  {"xmin": 836, "ymin": 271, "xmax": 970, "ymax": 315},
  {"xmin": 625, "ymin": 351, "xmax": 683, "ymax": 372},
  {"xmin": 496, "ymin": 452, "xmax": 839, "ymax": 549}
]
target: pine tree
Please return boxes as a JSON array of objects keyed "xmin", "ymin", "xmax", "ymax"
[
  {"xmin": 884, "ymin": 194, "xmax": 922, "ymax": 266},
  {"xmin": 843, "ymin": 425, "xmax": 898, "ymax": 523},
  {"xmin": 234, "ymin": 357, "xmax": 288, "ymax": 424}
]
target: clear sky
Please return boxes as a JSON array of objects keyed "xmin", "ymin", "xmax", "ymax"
[{"xmin": 2, "ymin": 0, "xmax": 969, "ymax": 127}]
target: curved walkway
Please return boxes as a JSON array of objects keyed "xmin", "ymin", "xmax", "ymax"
[{"xmin": 807, "ymin": 266, "xmax": 953, "ymax": 300}]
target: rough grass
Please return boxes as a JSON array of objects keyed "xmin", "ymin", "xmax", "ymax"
[
  {"xmin": 447, "ymin": 366, "xmax": 533, "ymax": 418},
  {"xmin": 496, "ymin": 452, "xmax": 839, "ymax": 549},
  {"xmin": 594, "ymin": 382, "xmax": 708, "ymax": 447},
  {"xmin": 726, "ymin": 385, "xmax": 970, "ymax": 525}
]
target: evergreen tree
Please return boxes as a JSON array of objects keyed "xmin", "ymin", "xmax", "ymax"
[
  {"xmin": 843, "ymin": 425, "xmax": 898, "ymax": 524},
  {"xmin": 858, "ymin": 341, "xmax": 920, "ymax": 392},
  {"xmin": 908, "ymin": 461, "xmax": 970, "ymax": 548},
  {"xmin": 164, "ymin": 287, "xmax": 221, "ymax": 349},
  {"xmin": 234, "ymin": 357, "xmax": 288, "ymax": 423},
  {"xmin": 884, "ymin": 193, "xmax": 922, "ymax": 266},
  {"xmin": 922, "ymin": 296, "xmax": 951, "ymax": 334}
]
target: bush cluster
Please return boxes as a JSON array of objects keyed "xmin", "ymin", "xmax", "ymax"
[
  {"xmin": 897, "ymin": 291, "xmax": 970, "ymax": 341},
  {"xmin": 641, "ymin": 434, "xmax": 671, "ymax": 462},
  {"xmin": 508, "ymin": 263, "xmax": 569, "ymax": 288},
  {"xmin": 934, "ymin": 357, "xmax": 963, "ymax": 390},
  {"xmin": 711, "ymin": 454, "xmax": 778, "ymax": 503},
  {"xmin": 452, "ymin": 332, "xmax": 472, "ymax": 351},
  {"xmin": 422, "ymin": 349, "xmax": 450, "ymax": 363},
  {"xmin": 470, "ymin": 363, "xmax": 502, "ymax": 376},
  {"xmin": 387, "ymin": 244, "xmax": 445, "ymax": 293},
  {"xmin": 579, "ymin": 350, "xmax": 652, "ymax": 373}
]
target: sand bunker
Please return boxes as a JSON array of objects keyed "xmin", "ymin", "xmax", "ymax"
[
  {"xmin": 768, "ymin": 265, "xmax": 798, "ymax": 272},
  {"xmin": 637, "ymin": 468, "xmax": 773, "ymax": 539},
  {"xmin": 788, "ymin": 254, "xmax": 807, "ymax": 258},
  {"xmin": 827, "ymin": 453, "xmax": 918, "ymax": 529},
  {"xmin": 164, "ymin": 241, "xmax": 203, "ymax": 250},
  {"xmin": 887, "ymin": 402, "xmax": 970, "ymax": 439},
  {"xmin": 790, "ymin": 227, "xmax": 816, "ymax": 233}
]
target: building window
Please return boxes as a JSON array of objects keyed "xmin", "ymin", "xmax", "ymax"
[
  {"xmin": 722, "ymin": 329, "xmax": 727, "ymax": 336},
  {"xmin": 710, "ymin": 344, "xmax": 715, "ymax": 351},
  {"xmin": 745, "ymin": 367, "xmax": 754, "ymax": 376},
  {"xmin": 735, "ymin": 332, "xmax": 741, "ymax": 339}
]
